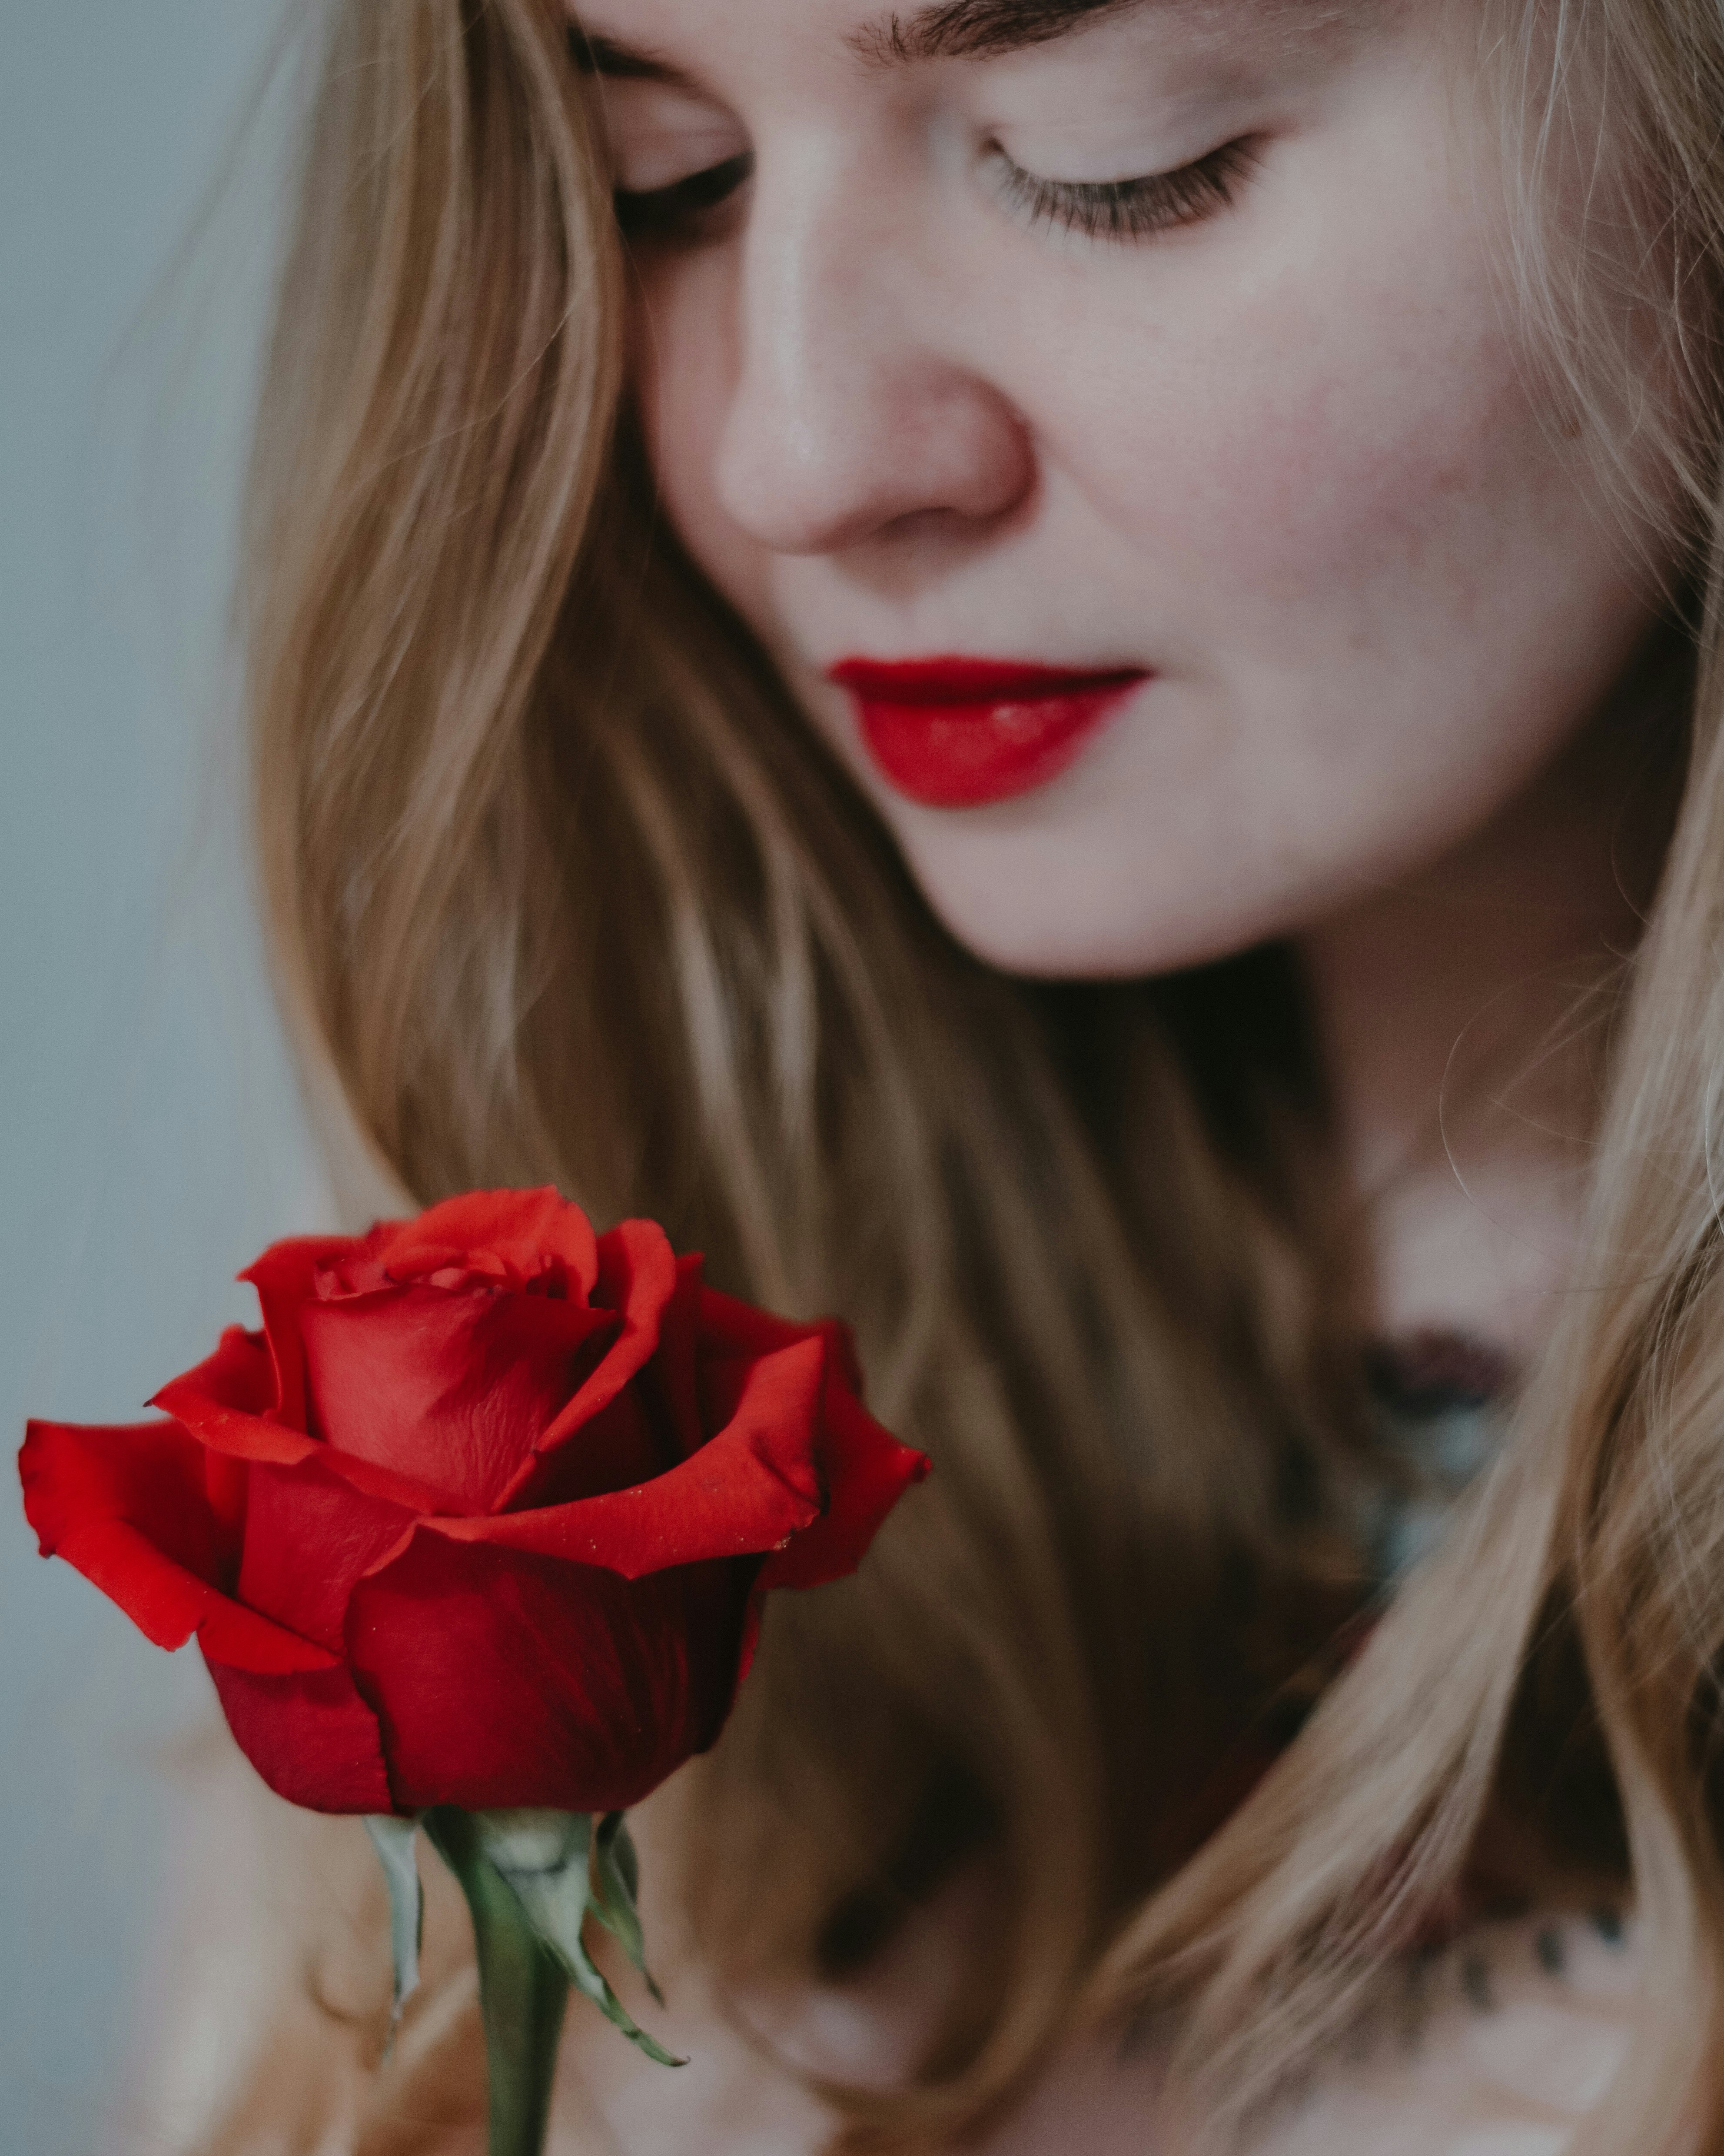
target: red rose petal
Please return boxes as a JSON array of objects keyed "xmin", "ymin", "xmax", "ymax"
[
  {"xmin": 23, "ymin": 1416, "xmax": 225, "ymax": 1578},
  {"xmin": 19, "ymin": 1419, "xmax": 333, "ymax": 1675},
  {"xmin": 240, "ymin": 1236, "xmax": 359, "ymax": 1429},
  {"xmin": 298, "ymin": 1285, "xmax": 618, "ymax": 1514},
  {"xmin": 206, "ymin": 1657, "xmax": 395, "ymax": 1814},
  {"xmin": 495, "ymin": 1218, "xmax": 679, "ymax": 1508},
  {"xmin": 372, "ymin": 1187, "xmax": 599, "ymax": 1301},
  {"xmin": 689, "ymin": 1284, "xmax": 809, "ymax": 1357},
  {"xmin": 695, "ymin": 1285, "xmax": 867, "ymax": 1396},
  {"xmin": 156, "ymin": 1329, "xmax": 448, "ymax": 1516},
  {"xmin": 647, "ymin": 1254, "xmax": 706, "ymax": 1462},
  {"xmin": 424, "ymin": 1335, "xmax": 830, "ymax": 1576},
  {"xmin": 236, "ymin": 1459, "xmax": 418, "ymax": 1654},
  {"xmin": 560, "ymin": 1219, "xmax": 679, "ymax": 1427},
  {"xmin": 346, "ymin": 1533, "xmax": 753, "ymax": 1812},
  {"xmin": 692, "ymin": 1318, "xmax": 863, "ymax": 1440},
  {"xmin": 525, "ymin": 1384, "xmax": 673, "ymax": 1511},
  {"xmin": 754, "ymin": 1378, "xmax": 930, "ymax": 1593},
  {"xmin": 152, "ymin": 1328, "xmax": 320, "ymax": 1470}
]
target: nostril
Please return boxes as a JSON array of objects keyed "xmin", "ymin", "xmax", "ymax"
[{"xmin": 882, "ymin": 487, "xmax": 1037, "ymax": 547}]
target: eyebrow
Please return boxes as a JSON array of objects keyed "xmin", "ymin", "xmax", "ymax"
[
  {"xmin": 851, "ymin": 0, "xmax": 1141, "ymax": 64},
  {"xmin": 568, "ymin": 0, "xmax": 1144, "ymax": 86}
]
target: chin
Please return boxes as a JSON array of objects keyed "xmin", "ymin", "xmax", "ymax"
[{"xmin": 913, "ymin": 872, "xmax": 1283, "ymax": 985}]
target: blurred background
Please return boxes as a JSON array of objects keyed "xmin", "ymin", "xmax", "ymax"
[{"xmin": 2, "ymin": 7, "xmax": 331, "ymax": 2147}]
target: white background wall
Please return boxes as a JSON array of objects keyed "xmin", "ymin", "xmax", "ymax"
[{"xmin": 1, "ymin": 8, "xmax": 331, "ymax": 2148}]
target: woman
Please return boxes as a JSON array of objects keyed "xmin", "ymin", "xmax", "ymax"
[{"xmin": 141, "ymin": 0, "xmax": 1724, "ymax": 2147}]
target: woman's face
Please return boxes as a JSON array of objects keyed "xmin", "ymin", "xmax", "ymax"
[{"xmin": 575, "ymin": 0, "xmax": 1661, "ymax": 976}]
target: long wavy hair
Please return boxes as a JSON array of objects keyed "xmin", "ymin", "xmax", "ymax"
[{"xmin": 186, "ymin": 0, "xmax": 1724, "ymax": 2148}]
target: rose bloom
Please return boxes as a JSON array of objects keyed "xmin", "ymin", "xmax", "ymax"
[{"xmin": 20, "ymin": 1189, "xmax": 926, "ymax": 1816}]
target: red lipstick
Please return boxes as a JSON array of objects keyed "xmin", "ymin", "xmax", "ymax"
[{"xmin": 829, "ymin": 656, "xmax": 1147, "ymax": 809}]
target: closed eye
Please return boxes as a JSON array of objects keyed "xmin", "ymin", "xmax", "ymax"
[
  {"xmin": 614, "ymin": 151, "xmax": 755, "ymax": 240},
  {"xmin": 991, "ymin": 137, "xmax": 1258, "ymax": 243}
]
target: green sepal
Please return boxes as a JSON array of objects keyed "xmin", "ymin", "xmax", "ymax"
[
  {"xmin": 364, "ymin": 1813, "xmax": 424, "ymax": 2044},
  {"xmin": 470, "ymin": 1809, "xmax": 684, "ymax": 2069},
  {"xmin": 474, "ymin": 1810, "xmax": 595, "ymax": 1961},
  {"xmin": 589, "ymin": 1812, "xmax": 664, "ymax": 2006},
  {"xmin": 423, "ymin": 1808, "xmax": 571, "ymax": 2156}
]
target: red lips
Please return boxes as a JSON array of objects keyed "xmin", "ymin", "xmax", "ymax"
[{"xmin": 829, "ymin": 656, "xmax": 1147, "ymax": 809}]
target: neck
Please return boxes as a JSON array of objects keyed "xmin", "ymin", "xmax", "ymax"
[{"xmin": 1298, "ymin": 635, "xmax": 1684, "ymax": 1362}]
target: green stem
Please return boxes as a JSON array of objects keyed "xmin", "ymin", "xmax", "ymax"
[{"xmin": 424, "ymin": 1809, "xmax": 570, "ymax": 2156}]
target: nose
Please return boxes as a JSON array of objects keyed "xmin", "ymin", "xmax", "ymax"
[{"xmin": 713, "ymin": 149, "xmax": 1035, "ymax": 557}]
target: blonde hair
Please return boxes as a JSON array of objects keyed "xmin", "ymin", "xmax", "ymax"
[{"xmin": 210, "ymin": 0, "xmax": 1724, "ymax": 2148}]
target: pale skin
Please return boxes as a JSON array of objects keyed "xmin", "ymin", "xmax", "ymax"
[{"xmin": 548, "ymin": 0, "xmax": 1669, "ymax": 2139}]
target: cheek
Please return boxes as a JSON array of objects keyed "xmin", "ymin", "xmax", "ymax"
[
  {"xmin": 1054, "ymin": 150, "xmax": 1554, "ymax": 662},
  {"xmin": 1159, "ymin": 341, "xmax": 1515, "ymax": 619}
]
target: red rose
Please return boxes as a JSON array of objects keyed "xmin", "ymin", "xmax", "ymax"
[{"xmin": 19, "ymin": 1189, "xmax": 926, "ymax": 1817}]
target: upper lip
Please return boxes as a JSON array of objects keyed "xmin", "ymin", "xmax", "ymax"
[{"xmin": 827, "ymin": 656, "xmax": 1149, "ymax": 704}]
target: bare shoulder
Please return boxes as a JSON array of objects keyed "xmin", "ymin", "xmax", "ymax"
[
  {"xmin": 1244, "ymin": 1909, "xmax": 1639, "ymax": 2156},
  {"xmin": 887, "ymin": 1909, "xmax": 1640, "ymax": 2156},
  {"xmin": 558, "ymin": 1870, "xmax": 1640, "ymax": 2156}
]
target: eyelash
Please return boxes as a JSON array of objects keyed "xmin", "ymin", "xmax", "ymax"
[
  {"xmin": 610, "ymin": 138, "xmax": 1256, "ymax": 247},
  {"xmin": 990, "ymin": 138, "xmax": 1257, "ymax": 243},
  {"xmin": 613, "ymin": 153, "xmax": 754, "ymax": 240}
]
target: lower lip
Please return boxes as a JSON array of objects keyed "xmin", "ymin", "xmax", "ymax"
[{"xmin": 830, "ymin": 658, "xmax": 1148, "ymax": 809}]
